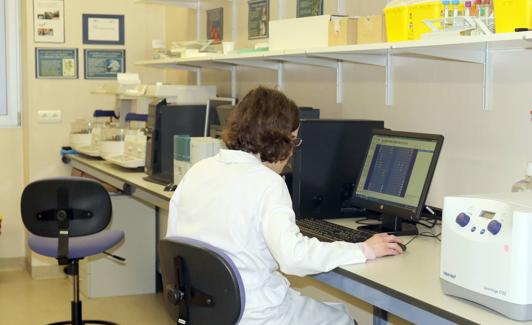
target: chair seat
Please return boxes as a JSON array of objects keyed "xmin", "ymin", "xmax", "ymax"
[{"xmin": 29, "ymin": 230, "xmax": 124, "ymax": 259}]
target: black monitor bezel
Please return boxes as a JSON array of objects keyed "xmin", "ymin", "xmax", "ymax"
[
  {"xmin": 350, "ymin": 129, "xmax": 444, "ymax": 222},
  {"xmin": 204, "ymin": 97, "xmax": 236, "ymax": 136}
]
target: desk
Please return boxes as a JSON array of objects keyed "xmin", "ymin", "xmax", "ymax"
[{"xmin": 64, "ymin": 154, "xmax": 531, "ymax": 325}]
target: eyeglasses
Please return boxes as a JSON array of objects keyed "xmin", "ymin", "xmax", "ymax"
[{"xmin": 293, "ymin": 137, "xmax": 303, "ymax": 147}]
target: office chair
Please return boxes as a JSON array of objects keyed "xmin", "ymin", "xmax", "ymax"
[
  {"xmin": 159, "ymin": 237, "xmax": 245, "ymax": 325},
  {"xmin": 21, "ymin": 177, "xmax": 125, "ymax": 325}
]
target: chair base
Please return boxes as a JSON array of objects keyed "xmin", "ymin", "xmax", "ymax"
[{"xmin": 47, "ymin": 321, "xmax": 118, "ymax": 325}]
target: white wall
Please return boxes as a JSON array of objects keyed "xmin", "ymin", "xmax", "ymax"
[
  {"xmin": 11, "ymin": 0, "xmax": 167, "ymax": 271},
  {"xmin": 173, "ymin": 0, "xmax": 532, "ymax": 206}
]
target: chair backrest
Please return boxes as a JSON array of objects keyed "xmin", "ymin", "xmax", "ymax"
[
  {"xmin": 159, "ymin": 237, "xmax": 245, "ymax": 325},
  {"xmin": 21, "ymin": 177, "xmax": 112, "ymax": 237}
]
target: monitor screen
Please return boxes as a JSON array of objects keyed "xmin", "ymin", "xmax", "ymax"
[
  {"xmin": 351, "ymin": 129, "xmax": 444, "ymax": 235},
  {"xmin": 205, "ymin": 98, "xmax": 236, "ymax": 136}
]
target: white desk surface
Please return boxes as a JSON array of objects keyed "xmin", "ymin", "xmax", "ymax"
[
  {"xmin": 66, "ymin": 154, "xmax": 530, "ymax": 325},
  {"xmin": 323, "ymin": 219, "xmax": 532, "ymax": 325},
  {"xmin": 66, "ymin": 154, "xmax": 173, "ymax": 208}
]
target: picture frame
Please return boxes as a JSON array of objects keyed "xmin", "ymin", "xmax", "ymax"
[
  {"xmin": 35, "ymin": 48, "xmax": 78, "ymax": 79},
  {"xmin": 84, "ymin": 49, "xmax": 125, "ymax": 80},
  {"xmin": 248, "ymin": 0, "xmax": 269, "ymax": 40},
  {"xmin": 297, "ymin": 0, "xmax": 323, "ymax": 18},
  {"xmin": 33, "ymin": 0, "xmax": 65, "ymax": 43},
  {"xmin": 82, "ymin": 14, "xmax": 125, "ymax": 45},
  {"xmin": 206, "ymin": 8, "xmax": 223, "ymax": 43}
]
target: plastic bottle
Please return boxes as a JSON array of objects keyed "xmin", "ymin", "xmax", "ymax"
[
  {"xmin": 452, "ymin": 0, "xmax": 461, "ymax": 26},
  {"xmin": 477, "ymin": 0, "xmax": 484, "ymax": 18},
  {"xmin": 472, "ymin": 0, "xmax": 481, "ymax": 16},
  {"xmin": 443, "ymin": 0, "xmax": 451, "ymax": 27},
  {"xmin": 511, "ymin": 162, "xmax": 532, "ymax": 192},
  {"xmin": 465, "ymin": 1, "xmax": 472, "ymax": 17}
]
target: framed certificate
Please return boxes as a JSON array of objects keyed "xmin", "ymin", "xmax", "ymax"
[
  {"xmin": 35, "ymin": 48, "xmax": 78, "ymax": 79},
  {"xmin": 82, "ymin": 14, "xmax": 125, "ymax": 45},
  {"xmin": 297, "ymin": 0, "xmax": 323, "ymax": 17},
  {"xmin": 206, "ymin": 8, "xmax": 223, "ymax": 43},
  {"xmin": 33, "ymin": 0, "xmax": 65, "ymax": 43},
  {"xmin": 84, "ymin": 49, "xmax": 125, "ymax": 80},
  {"xmin": 248, "ymin": 0, "xmax": 269, "ymax": 39}
]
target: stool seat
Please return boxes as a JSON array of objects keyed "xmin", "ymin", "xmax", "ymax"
[{"xmin": 29, "ymin": 230, "xmax": 124, "ymax": 260}]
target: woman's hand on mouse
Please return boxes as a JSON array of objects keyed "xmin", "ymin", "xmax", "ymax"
[{"xmin": 363, "ymin": 233, "xmax": 405, "ymax": 258}]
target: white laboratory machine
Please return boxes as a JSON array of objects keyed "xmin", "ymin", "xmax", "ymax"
[
  {"xmin": 173, "ymin": 136, "xmax": 221, "ymax": 184},
  {"xmin": 441, "ymin": 192, "xmax": 532, "ymax": 321}
]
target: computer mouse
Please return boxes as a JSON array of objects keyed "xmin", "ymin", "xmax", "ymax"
[
  {"xmin": 397, "ymin": 242, "xmax": 407, "ymax": 252},
  {"xmin": 163, "ymin": 183, "xmax": 176, "ymax": 192}
]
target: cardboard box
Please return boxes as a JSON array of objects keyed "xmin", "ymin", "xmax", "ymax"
[
  {"xmin": 269, "ymin": 15, "xmax": 385, "ymax": 51},
  {"xmin": 269, "ymin": 15, "xmax": 358, "ymax": 51},
  {"xmin": 357, "ymin": 15, "xmax": 386, "ymax": 44}
]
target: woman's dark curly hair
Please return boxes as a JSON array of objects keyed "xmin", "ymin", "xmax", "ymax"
[{"xmin": 222, "ymin": 86, "xmax": 299, "ymax": 163}]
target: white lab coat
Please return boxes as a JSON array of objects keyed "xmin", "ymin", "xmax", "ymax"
[{"xmin": 166, "ymin": 149, "xmax": 367, "ymax": 325}]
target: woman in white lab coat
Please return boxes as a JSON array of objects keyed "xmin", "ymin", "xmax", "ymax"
[{"xmin": 166, "ymin": 86, "xmax": 405, "ymax": 325}]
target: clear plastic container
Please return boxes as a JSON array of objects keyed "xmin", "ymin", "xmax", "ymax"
[{"xmin": 511, "ymin": 162, "xmax": 532, "ymax": 192}]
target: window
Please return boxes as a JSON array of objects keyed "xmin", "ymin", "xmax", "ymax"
[{"xmin": 0, "ymin": 0, "xmax": 21, "ymax": 127}]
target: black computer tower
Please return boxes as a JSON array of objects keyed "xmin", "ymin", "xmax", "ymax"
[
  {"xmin": 144, "ymin": 100, "xmax": 206, "ymax": 185},
  {"xmin": 291, "ymin": 119, "xmax": 384, "ymax": 219}
]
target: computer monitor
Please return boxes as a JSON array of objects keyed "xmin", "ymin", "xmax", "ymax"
[
  {"xmin": 298, "ymin": 107, "xmax": 320, "ymax": 119},
  {"xmin": 291, "ymin": 119, "xmax": 384, "ymax": 219},
  {"xmin": 205, "ymin": 98, "xmax": 236, "ymax": 136},
  {"xmin": 351, "ymin": 129, "xmax": 444, "ymax": 236}
]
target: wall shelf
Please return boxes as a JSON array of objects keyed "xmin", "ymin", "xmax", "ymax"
[{"xmin": 136, "ymin": 32, "xmax": 532, "ymax": 109}]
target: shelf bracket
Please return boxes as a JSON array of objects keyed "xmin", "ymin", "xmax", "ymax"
[
  {"xmin": 386, "ymin": 48, "xmax": 393, "ymax": 107},
  {"xmin": 272, "ymin": 55, "xmax": 338, "ymax": 69},
  {"xmin": 337, "ymin": 61, "xmax": 343, "ymax": 104},
  {"xmin": 196, "ymin": 68, "xmax": 201, "ymax": 86},
  {"xmin": 310, "ymin": 53, "xmax": 387, "ymax": 67},
  {"xmin": 393, "ymin": 46, "xmax": 484, "ymax": 64},
  {"xmin": 483, "ymin": 42, "xmax": 493, "ymax": 111},
  {"xmin": 216, "ymin": 59, "xmax": 280, "ymax": 70},
  {"xmin": 277, "ymin": 63, "xmax": 284, "ymax": 90},
  {"xmin": 231, "ymin": 66, "xmax": 237, "ymax": 99}
]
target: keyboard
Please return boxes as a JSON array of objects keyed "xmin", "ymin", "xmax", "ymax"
[{"xmin": 296, "ymin": 219, "xmax": 375, "ymax": 244}]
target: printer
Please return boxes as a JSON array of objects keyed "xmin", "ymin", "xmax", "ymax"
[{"xmin": 441, "ymin": 192, "xmax": 532, "ymax": 321}]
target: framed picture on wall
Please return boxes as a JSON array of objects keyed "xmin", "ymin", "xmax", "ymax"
[
  {"xmin": 35, "ymin": 48, "xmax": 78, "ymax": 79},
  {"xmin": 84, "ymin": 49, "xmax": 125, "ymax": 80},
  {"xmin": 297, "ymin": 0, "xmax": 323, "ymax": 17},
  {"xmin": 33, "ymin": 0, "xmax": 65, "ymax": 43},
  {"xmin": 248, "ymin": 0, "xmax": 269, "ymax": 39},
  {"xmin": 206, "ymin": 8, "xmax": 223, "ymax": 43},
  {"xmin": 82, "ymin": 14, "xmax": 125, "ymax": 45}
]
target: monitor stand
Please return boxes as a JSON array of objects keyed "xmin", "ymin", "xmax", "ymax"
[{"xmin": 357, "ymin": 214, "xmax": 419, "ymax": 236}]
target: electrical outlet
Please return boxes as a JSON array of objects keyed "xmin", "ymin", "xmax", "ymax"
[{"xmin": 37, "ymin": 110, "xmax": 62, "ymax": 123}]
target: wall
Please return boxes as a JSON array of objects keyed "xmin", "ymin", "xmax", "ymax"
[
  {"xmin": 0, "ymin": 128, "xmax": 24, "ymax": 269},
  {"xmin": 18, "ymin": 0, "xmax": 167, "ymax": 275},
  {"xmin": 169, "ymin": 0, "xmax": 532, "ymax": 205}
]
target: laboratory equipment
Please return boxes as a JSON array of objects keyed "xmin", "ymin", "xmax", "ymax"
[
  {"xmin": 291, "ymin": 119, "xmax": 384, "ymax": 219},
  {"xmin": 173, "ymin": 136, "xmax": 221, "ymax": 184},
  {"xmin": 441, "ymin": 192, "xmax": 532, "ymax": 321},
  {"xmin": 511, "ymin": 162, "xmax": 532, "ymax": 192},
  {"xmin": 144, "ymin": 100, "xmax": 206, "ymax": 185},
  {"xmin": 350, "ymin": 129, "xmax": 444, "ymax": 235},
  {"xmin": 102, "ymin": 114, "xmax": 148, "ymax": 168},
  {"xmin": 73, "ymin": 110, "xmax": 117, "ymax": 157}
]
